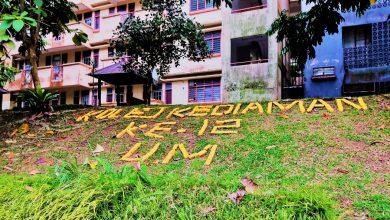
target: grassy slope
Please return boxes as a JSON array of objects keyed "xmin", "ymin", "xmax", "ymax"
[{"xmin": 0, "ymin": 95, "xmax": 389, "ymax": 219}]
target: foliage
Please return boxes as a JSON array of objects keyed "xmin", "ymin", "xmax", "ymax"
[
  {"xmin": 0, "ymin": 160, "xmax": 337, "ymax": 219},
  {"xmin": 210, "ymin": 0, "xmax": 373, "ymax": 71},
  {"xmin": 267, "ymin": 0, "xmax": 372, "ymax": 71},
  {"xmin": 0, "ymin": 0, "xmax": 88, "ymax": 87},
  {"xmin": 0, "ymin": 96, "xmax": 389, "ymax": 218},
  {"xmin": 18, "ymin": 86, "xmax": 59, "ymax": 112},
  {"xmin": 111, "ymin": 0, "xmax": 210, "ymax": 104},
  {"xmin": 0, "ymin": 64, "xmax": 17, "ymax": 87},
  {"xmin": 355, "ymin": 194, "xmax": 390, "ymax": 219}
]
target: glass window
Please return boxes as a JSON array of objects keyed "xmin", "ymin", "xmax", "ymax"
[
  {"xmin": 108, "ymin": 47, "xmax": 115, "ymax": 57},
  {"xmin": 342, "ymin": 24, "xmax": 372, "ymax": 48},
  {"xmin": 106, "ymin": 88, "xmax": 113, "ymax": 102},
  {"xmin": 45, "ymin": 56, "xmax": 52, "ymax": 66},
  {"xmin": 232, "ymin": 0, "xmax": 267, "ymax": 12},
  {"xmin": 128, "ymin": 3, "xmax": 135, "ymax": 16},
  {"xmin": 188, "ymin": 78, "xmax": 221, "ymax": 103},
  {"xmin": 94, "ymin": 11, "xmax": 100, "ymax": 30},
  {"xmin": 152, "ymin": 84, "xmax": 162, "ymax": 100},
  {"xmin": 231, "ymin": 35, "xmax": 268, "ymax": 66},
  {"xmin": 73, "ymin": 91, "xmax": 80, "ymax": 104},
  {"xmin": 313, "ymin": 67, "xmax": 336, "ymax": 76},
  {"xmin": 205, "ymin": 31, "xmax": 221, "ymax": 55},
  {"xmin": 84, "ymin": 12, "xmax": 92, "ymax": 26},
  {"xmin": 75, "ymin": 51, "xmax": 81, "ymax": 62},
  {"xmin": 190, "ymin": 0, "xmax": 213, "ymax": 12},
  {"xmin": 61, "ymin": 54, "xmax": 68, "ymax": 64},
  {"xmin": 109, "ymin": 7, "xmax": 115, "ymax": 15},
  {"xmin": 117, "ymin": 5, "xmax": 127, "ymax": 14},
  {"xmin": 83, "ymin": 50, "xmax": 92, "ymax": 65},
  {"xmin": 93, "ymin": 49, "xmax": 99, "ymax": 68}
]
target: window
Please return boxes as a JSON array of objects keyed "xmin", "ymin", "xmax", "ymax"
[
  {"xmin": 60, "ymin": 92, "xmax": 66, "ymax": 105},
  {"xmin": 93, "ymin": 49, "xmax": 99, "ymax": 68},
  {"xmin": 81, "ymin": 90, "xmax": 89, "ymax": 105},
  {"xmin": 312, "ymin": 67, "xmax": 336, "ymax": 80},
  {"xmin": 74, "ymin": 91, "xmax": 80, "ymax": 104},
  {"xmin": 108, "ymin": 47, "xmax": 115, "ymax": 57},
  {"xmin": 117, "ymin": 5, "xmax": 127, "ymax": 14},
  {"xmin": 83, "ymin": 50, "xmax": 92, "ymax": 65},
  {"xmin": 232, "ymin": 0, "xmax": 267, "ymax": 12},
  {"xmin": 189, "ymin": 78, "xmax": 221, "ymax": 103},
  {"xmin": 45, "ymin": 56, "xmax": 52, "ymax": 66},
  {"xmin": 128, "ymin": 3, "xmax": 135, "ymax": 16},
  {"xmin": 92, "ymin": 89, "xmax": 98, "ymax": 106},
  {"xmin": 205, "ymin": 31, "xmax": 221, "ymax": 55},
  {"xmin": 109, "ymin": 7, "xmax": 115, "ymax": 15},
  {"xmin": 75, "ymin": 51, "xmax": 81, "ymax": 62},
  {"xmin": 231, "ymin": 35, "xmax": 268, "ymax": 66},
  {"xmin": 84, "ymin": 12, "xmax": 92, "ymax": 26},
  {"xmin": 19, "ymin": 60, "xmax": 32, "ymax": 84},
  {"xmin": 106, "ymin": 88, "xmax": 113, "ymax": 102},
  {"xmin": 77, "ymin": 14, "xmax": 82, "ymax": 21},
  {"xmin": 61, "ymin": 54, "xmax": 68, "ymax": 64},
  {"xmin": 52, "ymin": 55, "xmax": 62, "ymax": 81},
  {"xmin": 152, "ymin": 84, "xmax": 162, "ymax": 100},
  {"xmin": 313, "ymin": 67, "xmax": 335, "ymax": 76},
  {"xmin": 94, "ymin": 11, "xmax": 100, "ymax": 30},
  {"xmin": 190, "ymin": 0, "xmax": 213, "ymax": 12},
  {"xmin": 116, "ymin": 87, "xmax": 125, "ymax": 103},
  {"xmin": 343, "ymin": 24, "xmax": 372, "ymax": 48}
]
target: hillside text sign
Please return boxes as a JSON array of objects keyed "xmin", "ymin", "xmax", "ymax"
[{"xmin": 75, "ymin": 98, "xmax": 368, "ymax": 166}]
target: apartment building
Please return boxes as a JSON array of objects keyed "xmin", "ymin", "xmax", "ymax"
[
  {"xmin": 2, "ymin": 0, "xmax": 299, "ymax": 110},
  {"xmin": 303, "ymin": 0, "xmax": 390, "ymax": 98}
]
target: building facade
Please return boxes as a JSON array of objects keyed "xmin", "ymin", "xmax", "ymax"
[
  {"xmin": 303, "ymin": 0, "xmax": 390, "ymax": 98},
  {"xmin": 2, "ymin": 0, "xmax": 299, "ymax": 110}
]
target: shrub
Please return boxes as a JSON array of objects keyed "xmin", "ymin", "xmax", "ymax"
[{"xmin": 19, "ymin": 86, "xmax": 59, "ymax": 112}]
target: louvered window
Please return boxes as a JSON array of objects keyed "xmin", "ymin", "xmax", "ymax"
[{"xmin": 189, "ymin": 78, "xmax": 221, "ymax": 103}]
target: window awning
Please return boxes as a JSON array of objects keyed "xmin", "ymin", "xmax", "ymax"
[{"xmin": 90, "ymin": 61, "xmax": 148, "ymax": 85}]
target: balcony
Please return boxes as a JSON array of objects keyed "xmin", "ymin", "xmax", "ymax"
[
  {"xmin": 48, "ymin": 22, "xmax": 93, "ymax": 51},
  {"xmin": 98, "ymin": 11, "xmax": 148, "ymax": 43},
  {"xmin": 38, "ymin": 63, "xmax": 93, "ymax": 89},
  {"xmin": 72, "ymin": 0, "xmax": 93, "ymax": 11}
]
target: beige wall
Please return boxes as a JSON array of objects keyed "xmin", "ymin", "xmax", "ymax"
[{"xmin": 2, "ymin": 0, "xmax": 292, "ymax": 110}]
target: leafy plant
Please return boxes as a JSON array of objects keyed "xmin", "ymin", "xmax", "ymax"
[
  {"xmin": 19, "ymin": 86, "xmax": 59, "ymax": 112},
  {"xmin": 0, "ymin": 0, "xmax": 89, "ymax": 87},
  {"xmin": 111, "ymin": 0, "xmax": 210, "ymax": 105}
]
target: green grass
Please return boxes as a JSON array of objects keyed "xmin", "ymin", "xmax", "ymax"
[
  {"xmin": 0, "ymin": 95, "xmax": 389, "ymax": 219},
  {"xmin": 0, "ymin": 159, "xmax": 337, "ymax": 220}
]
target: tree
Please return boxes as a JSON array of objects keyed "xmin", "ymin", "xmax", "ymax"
[
  {"xmin": 211, "ymin": 0, "xmax": 373, "ymax": 71},
  {"xmin": 111, "ymin": 0, "xmax": 210, "ymax": 105},
  {"xmin": 0, "ymin": 0, "xmax": 88, "ymax": 88},
  {"xmin": 267, "ymin": 0, "xmax": 373, "ymax": 71}
]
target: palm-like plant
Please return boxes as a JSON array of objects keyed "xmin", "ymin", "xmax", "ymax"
[{"xmin": 19, "ymin": 86, "xmax": 59, "ymax": 112}]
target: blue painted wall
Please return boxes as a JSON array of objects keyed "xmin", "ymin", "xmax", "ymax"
[{"xmin": 303, "ymin": 2, "xmax": 390, "ymax": 98}]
